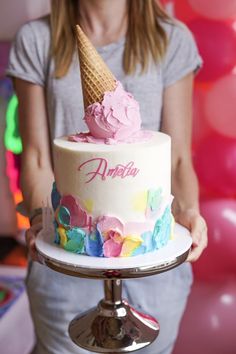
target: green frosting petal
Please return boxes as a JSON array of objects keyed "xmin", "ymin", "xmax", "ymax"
[
  {"xmin": 147, "ymin": 188, "xmax": 162, "ymax": 211},
  {"xmin": 64, "ymin": 228, "xmax": 86, "ymax": 254},
  {"xmin": 58, "ymin": 206, "xmax": 70, "ymax": 227}
]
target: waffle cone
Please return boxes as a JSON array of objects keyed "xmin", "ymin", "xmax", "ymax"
[{"xmin": 75, "ymin": 25, "xmax": 116, "ymax": 109}]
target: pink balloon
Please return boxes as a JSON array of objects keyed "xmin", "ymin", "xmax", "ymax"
[
  {"xmin": 194, "ymin": 135, "xmax": 236, "ymax": 198},
  {"xmin": 175, "ymin": 0, "xmax": 198, "ymax": 22},
  {"xmin": 203, "ymin": 74, "xmax": 236, "ymax": 139},
  {"xmin": 173, "ymin": 280, "xmax": 236, "ymax": 354},
  {"xmin": 188, "ymin": 19, "xmax": 236, "ymax": 82},
  {"xmin": 192, "ymin": 85, "xmax": 212, "ymax": 149},
  {"xmin": 188, "ymin": 0, "xmax": 236, "ymax": 20},
  {"xmin": 193, "ymin": 199, "xmax": 236, "ymax": 280}
]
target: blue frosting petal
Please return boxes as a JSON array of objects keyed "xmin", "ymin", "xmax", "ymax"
[
  {"xmin": 153, "ymin": 207, "xmax": 171, "ymax": 249},
  {"xmin": 132, "ymin": 231, "xmax": 154, "ymax": 256},
  {"xmin": 54, "ymin": 228, "xmax": 60, "ymax": 245},
  {"xmin": 64, "ymin": 228, "xmax": 86, "ymax": 254},
  {"xmin": 53, "ymin": 220, "xmax": 60, "ymax": 244},
  {"xmin": 141, "ymin": 231, "xmax": 154, "ymax": 252},
  {"xmin": 51, "ymin": 182, "xmax": 61, "ymax": 211},
  {"xmin": 85, "ymin": 229, "xmax": 104, "ymax": 257},
  {"xmin": 132, "ymin": 245, "xmax": 146, "ymax": 256}
]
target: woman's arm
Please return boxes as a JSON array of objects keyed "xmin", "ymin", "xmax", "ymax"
[
  {"xmin": 15, "ymin": 79, "xmax": 54, "ymax": 261},
  {"xmin": 161, "ymin": 74, "xmax": 207, "ymax": 262},
  {"xmin": 15, "ymin": 79, "xmax": 54, "ymax": 214}
]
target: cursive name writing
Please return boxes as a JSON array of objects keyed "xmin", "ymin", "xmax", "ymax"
[{"xmin": 78, "ymin": 158, "xmax": 140, "ymax": 183}]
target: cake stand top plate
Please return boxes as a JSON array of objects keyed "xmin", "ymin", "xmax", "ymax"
[{"xmin": 36, "ymin": 223, "xmax": 192, "ymax": 279}]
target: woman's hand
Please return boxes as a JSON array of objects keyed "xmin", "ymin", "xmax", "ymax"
[
  {"xmin": 174, "ymin": 209, "xmax": 208, "ymax": 262},
  {"xmin": 25, "ymin": 214, "xmax": 43, "ymax": 263}
]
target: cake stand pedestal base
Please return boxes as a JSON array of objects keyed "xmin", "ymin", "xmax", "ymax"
[
  {"xmin": 69, "ymin": 279, "xmax": 159, "ymax": 353},
  {"xmin": 36, "ymin": 223, "xmax": 192, "ymax": 353}
]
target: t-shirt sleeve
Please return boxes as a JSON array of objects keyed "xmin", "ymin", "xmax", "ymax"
[
  {"xmin": 6, "ymin": 21, "xmax": 47, "ymax": 86},
  {"xmin": 162, "ymin": 21, "xmax": 203, "ymax": 87}
]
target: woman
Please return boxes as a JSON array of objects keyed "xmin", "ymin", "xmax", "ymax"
[{"xmin": 7, "ymin": 1, "xmax": 207, "ymax": 353}]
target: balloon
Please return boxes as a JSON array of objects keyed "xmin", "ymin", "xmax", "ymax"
[
  {"xmin": 203, "ymin": 74, "xmax": 236, "ymax": 139},
  {"xmin": 188, "ymin": 19, "xmax": 236, "ymax": 82},
  {"xmin": 0, "ymin": 97, "xmax": 17, "ymax": 235},
  {"xmin": 192, "ymin": 85, "xmax": 212, "ymax": 149},
  {"xmin": 194, "ymin": 135, "xmax": 236, "ymax": 198},
  {"xmin": 174, "ymin": 0, "xmax": 198, "ymax": 22},
  {"xmin": 193, "ymin": 199, "xmax": 236, "ymax": 280},
  {"xmin": 173, "ymin": 280, "xmax": 236, "ymax": 354},
  {"xmin": 188, "ymin": 0, "xmax": 236, "ymax": 20},
  {"xmin": 0, "ymin": 0, "xmax": 50, "ymax": 41}
]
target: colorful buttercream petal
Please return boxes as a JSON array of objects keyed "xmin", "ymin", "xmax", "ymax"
[
  {"xmin": 131, "ymin": 231, "xmax": 154, "ymax": 256},
  {"xmin": 103, "ymin": 238, "xmax": 123, "ymax": 257},
  {"xmin": 83, "ymin": 199, "xmax": 94, "ymax": 213},
  {"xmin": 152, "ymin": 207, "xmax": 172, "ymax": 249},
  {"xmin": 141, "ymin": 231, "xmax": 154, "ymax": 253},
  {"xmin": 60, "ymin": 195, "xmax": 88, "ymax": 227},
  {"xmin": 132, "ymin": 245, "xmax": 146, "ymax": 256},
  {"xmin": 132, "ymin": 191, "xmax": 148, "ymax": 212},
  {"xmin": 66, "ymin": 227, "xmax": 86, "ymax": 241},
  {"xmin": 57, "ymin": 227, "xmax": 67, "ymax": 247},
  {"xmin": 120, "ymin": 235, "xmax": 143, "ymax": 257},
  {"xmin": 57, "ymin": 205, "xmax": 71, "ymax": 228},
  {"xmin": 147, "ymin": 188, "xmax": 162, "ymax": 212},
  {"xmin": 106, "ymin": 230, "xmax": 124, "ymax": 243},
  {"xmin": 85, "ymin": 230, "xmax": 104, "ymax": 257},
  {"xmin": 51, "ymin": 182, "xmax": 61, "ymax": 211},
  {"xmin": 97, "ymin": 215, "xmax": 124, "ymax": 235},
  {"xmin": 64, "ymin": 228, "xmax": 85, "ymax": 254},
  {"xmin": 54, "ymin": 227, "xmax": 60, "ymax": 245},
  {"xmin": 146, "ymin": 188, "xmax": 163, "ymax": 218}
]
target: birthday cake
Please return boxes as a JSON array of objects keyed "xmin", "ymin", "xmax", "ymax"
[{"xmin": 51, "ymin": 25, "xmax": 174, "ymax": 257}]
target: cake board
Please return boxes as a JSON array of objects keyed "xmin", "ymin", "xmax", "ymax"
[{"xmin": 36, "ymin": 223, "xmax": 192, "ymax": 353}]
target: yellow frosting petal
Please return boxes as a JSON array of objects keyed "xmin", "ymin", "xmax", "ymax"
[
  {"xmin": 132, "ymin": 191, "xmax": 148, "ymax": 212},
  {"xmin": 83, "ymin": 199, "xmax": 94, "ymax": 213},
  {"xmin": 58, "ymin": 227, "xmax": 68, "ymax": 247},
  {"xmin": 120, "ymin": 234, "xmax": 143, "ymax": 257}
]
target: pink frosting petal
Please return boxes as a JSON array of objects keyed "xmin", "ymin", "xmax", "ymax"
[
  {"xmin": 97, "ymin": 216, "xmax": 124, "ymax": 234},
  {"xmin": 60, "ymin": 195, "xmax": 88, "ymax": 227},
  {"xmin": 103, "ymin": 239, "xmax": 123, "ymax": 257}
]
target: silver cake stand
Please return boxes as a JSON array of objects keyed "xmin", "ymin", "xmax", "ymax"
[{"xmin": 36, "ymin": 223, "xmax": 192, "ymax": 353}]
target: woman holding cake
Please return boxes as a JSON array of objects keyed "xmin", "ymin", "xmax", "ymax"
[{"xmin": 7, "ymin": 0, "xmax": 207, "ymax": 353}]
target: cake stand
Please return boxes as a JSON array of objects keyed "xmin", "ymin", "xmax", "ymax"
[{"xmin": 36, "ymin": 223, "xmax": 192, "ymax": 353}]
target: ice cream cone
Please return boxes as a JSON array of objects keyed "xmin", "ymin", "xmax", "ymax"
[{"xmin": 75, "ymin": 25, "xmax": 116, "ymax": 109}]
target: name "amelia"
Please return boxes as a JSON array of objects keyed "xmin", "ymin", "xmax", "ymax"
[{"xmin": 78, "ymin": 158, "xmax": 140, "ymax": 183}]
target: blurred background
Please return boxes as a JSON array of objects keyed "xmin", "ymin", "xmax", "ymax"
[{"xmin": 0, "ymin": 1, "xmax": 236, "ymax": 353}]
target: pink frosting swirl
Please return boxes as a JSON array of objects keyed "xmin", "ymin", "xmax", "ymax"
[
  {"xmin": 69, "ymin": 81, "xmax": 153, "ymax": 144},
  {"xmin": 85, "ymin": 81, "xmax": 141, "ymax": 140}
]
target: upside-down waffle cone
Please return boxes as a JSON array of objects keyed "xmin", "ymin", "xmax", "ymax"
[{"xmin": 75, "ymin": 25, "xmax": 116, "ymax": 109}]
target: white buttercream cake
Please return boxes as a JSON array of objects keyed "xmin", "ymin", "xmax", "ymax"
[{"xmin": 50, "ymin": 25, "xmax": 174, "ymax": 257}]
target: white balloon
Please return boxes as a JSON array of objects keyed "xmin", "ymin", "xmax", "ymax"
[
  {"xmin": 0, "ymin": 0, "xmax": 50, "ymax": 41},
  {"xmin": 188, "ymin": 0, "xmax": 236, "ymax": 20}
]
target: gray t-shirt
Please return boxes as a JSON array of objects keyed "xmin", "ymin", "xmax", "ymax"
[{"xmin": 7, "ymin": 16, "xmax": 202, "ymax": 142}]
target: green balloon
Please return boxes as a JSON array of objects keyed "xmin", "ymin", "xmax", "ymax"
[{"xmin": 4, "ymin": 94, "xmax": 22, "ymax": 154}]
